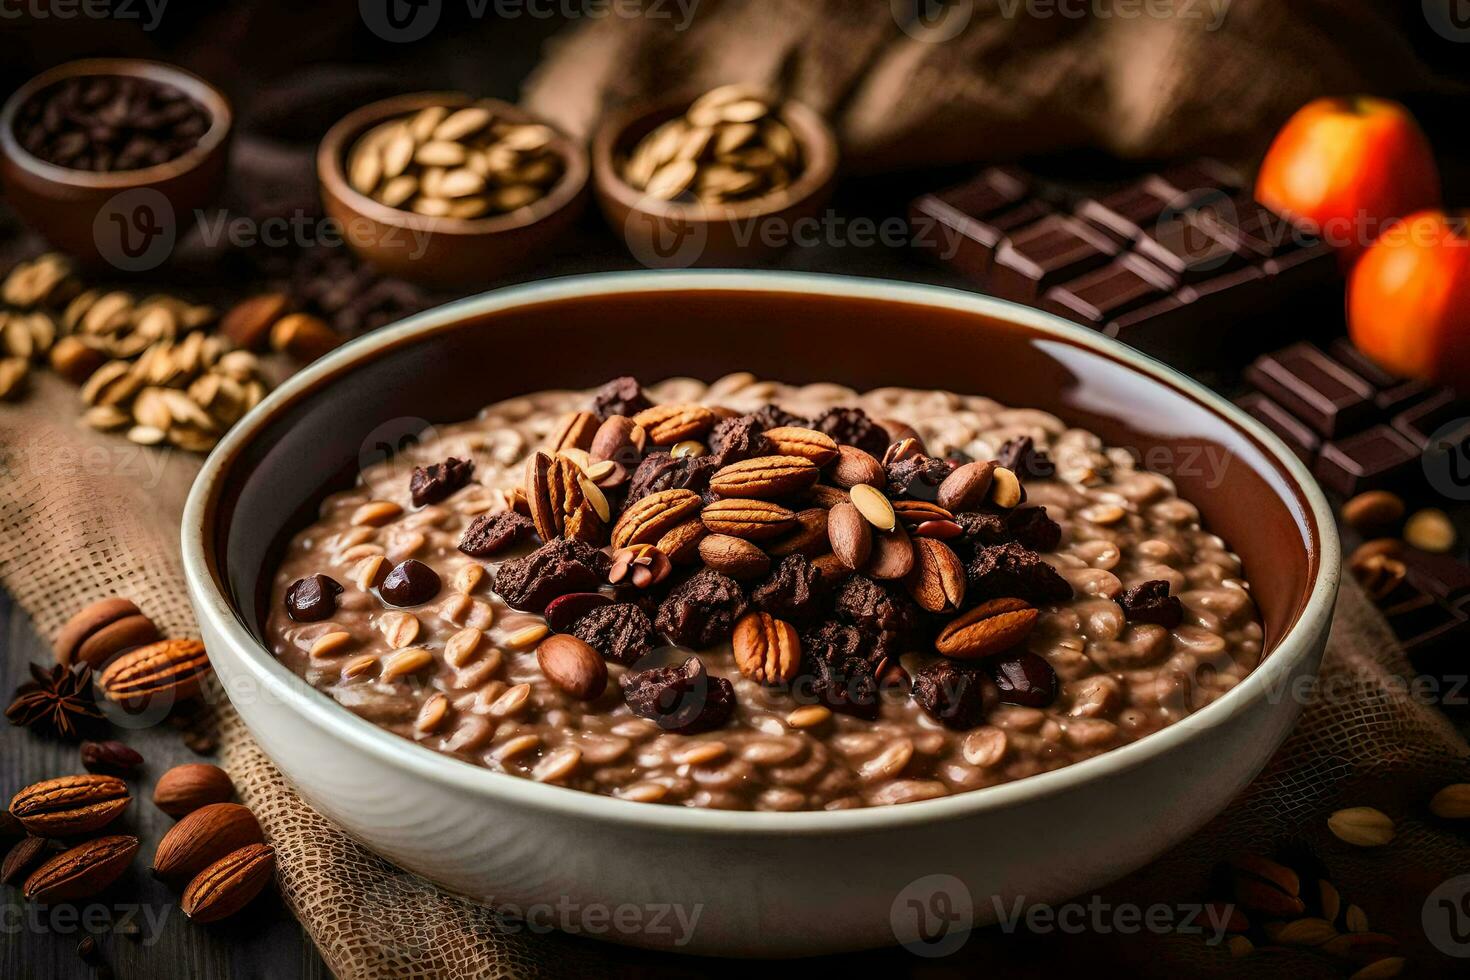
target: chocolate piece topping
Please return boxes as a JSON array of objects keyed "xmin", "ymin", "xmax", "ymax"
[
  {"xmin": 751, "ymin": 403, "xmax": 808, "ymax": 430},
  {"xmin": 749, "ymin": 554, "xmax": 823, "ymax": 623},
  {"xmin": 708, "ymin": 415, "xmax": 772, "ymax": 466},
  {"xmin": 492, "ymin": 539, "xmax": 611, "ymax": 612},
  {"xmin": 996, "ymin": 436, "xmax": 1054, "ymax": 480},
  {"xmin": 654, "ymin": 569, "xmax": 747, "ymax": 648},
  {"xmin": 570, "ymin": 603, "xmax": 659, "ymax": 665},
  {"xmin": 625, "ymin": 452, "xmax": 719, "ymax": 506},
  {"xmin": 1118, "ymin": 579, "xmax": 1184, "ymax": 628},
  {"xmin": 409, "ymin": 456, "xmax": 474, "ymax": 507},
  {"xmin": 988, "ymin": 651, "xmax": 1059, "ymax": 707},
  {"xmin": 814, "ymin": 406, "xmax": 890, "ymax": 458},
  {"xmin": 591, "ymin": 376, "xmax": 652, "ymax": 420},
  {"xmin": 458, "ymin": 511, "xmax": 534, "ymax": 557},
  {"xmin": 966, "ymin": 542, "xmax": 1072, "ymax": 605},
  {"xmin": 285, "ymin": 574, "xmax": 342, "ymax": 622},
  {"xmin": 798, "ymin": 621, "xmax": 883, "ymax": 720},
  {"xmin": 619, "ymin": 656, "xmax": 735, "ymax": 733},
  {"xmin": 912, "ymin": 660, "xmax": 996, "ymax": 730},
  {"xmin": 379, "ymin": 560, "xmax": 441, "ymax": 607},
  {"xmin": 885, "ymin": 455, "xmax": 952, "ymax": 500}
]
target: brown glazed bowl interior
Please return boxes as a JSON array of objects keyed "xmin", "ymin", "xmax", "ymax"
[
  {"xmin": 317, "ymin": 93, "xmax": 589, "ymax": 289},
  {"xmin": 592, "ymin": 95, "xmax": 838, "ymax": 267},
  {"xmin": 0, "ymin": 58, "xmax": 233, "ymax": 270},
  {"xmin": 201, "ymin": 272, "xmax": 1329, "ymax": 654}
]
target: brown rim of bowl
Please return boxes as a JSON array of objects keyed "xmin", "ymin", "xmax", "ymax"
[
  {"xmin": 591, "ymin": 93, "xmax": 839, "ymax": 223},
  {"xmin": 317, "ymin": 92, "xmax": 590, "ymax": 236},
  {"xmin": 0, "ymin": 58, "xmax": 233, "ymax": 188}
]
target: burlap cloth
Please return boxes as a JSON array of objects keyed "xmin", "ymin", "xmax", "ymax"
[{"xmin": 3, "ymin": 1, "xmax": 1469, "ymax": 976}]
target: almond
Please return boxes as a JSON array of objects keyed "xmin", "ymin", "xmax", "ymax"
[
  {"xmin": 803, "ymin": 484, "xmax": 851, "ymax": 509},
  {"xmin": 906, "ymin": 538, "xmax": 966, "ymax": 613},
  {"xmin": 732, "ymin": 612, "xmax": 800, "ymax": 684},
  {"xmin": 270, "ymin": 312, "xmax": 340, "ymax": 363},
  {"xmin": 828, "ymin": 502, "xmax": 872, "ymax": 570},
  {"xmin": 182, "ymin": 843, "xmax": 276, "ymax": 922},
  {"xmin": 97, "ymin": 638, "xmax": 211, "ymax": 709},
  {"xmin": 24, "ymin": 835, "xmax": 138, "ymax": 903},
  {"xmin": 536, "ymin": 634, "xmax": 607, "ymax": 701},
  {"xmin": 526, "ymin": 452, "xmax": 605, "ymax": 544},
  {"xmin": 547, "ymin": 410, "xmax": 599, "ymax": 454},
  {"xmin": 588, "ymin": 414, "xmax": 647, "ymax": 466},
  {"xmin": 153, "ymin": 803, "xmax": 264, "ymax": 881},
  {"xmin": 1339, "ymin": 490, "xmax": 1405, "ymax": 532},
  {"xmin": 766, "ymin": 506, "xmax": 829, "ymax": 558},
  {"xmin": 937, "ymin": 460, "xmax": 996, "ymax": 512},
  {"xmin": 935, "ymin": 597, "xmax": 1038, "ymax": 658},
  {"xmin": 761, "ymin": 426, "xmax": 839, "ymax": 466},
  {"xmin": 153, "ymin": 764, "xmax": 236, "ymax": 818},
  {"xmin": 829, "ymin": 445, "xmax": 886, "ymax": 489},
  {"xmin": 632, "ymin": 403, "xmax": 717, "ymax": 445},
  {"xmin": 708, "ymin": 455, "xmax": 819, "ymax": 499},
  {"xmin": 10, "ymin": 774, "xmax": 130, "ymax": 836},
  {"xmin": 53, "ymin": 596, "xmax": 160, "ymax": 669},
  {"xmin": 612, "ymin": 488, "xmax": 703, "ymax": 549},
  {"xmin": 866, "ymin": 524, "xmax": 914, "ymax": 580},
  {"xmin": 656, "ymin": 518, "xmax": 708, "ymax": 564},
  {"xmin": 700, "ymin": 499, "xmax": 796, "ymax": 540},
  {"xmin": 1430, "ymin": 783, "xmax": 1470, "ymax": 819},
  {"xmin": 698, "ymin": 534, "xmax": 771, "ymax": 580}
]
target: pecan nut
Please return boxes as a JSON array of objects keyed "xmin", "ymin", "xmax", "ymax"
[
  {"xmin": 700, "ymin": 499, "xmax": 797, "ymax": 540},
  {"xmin": 97, "ymin": 638, "xmax": 211, "ymax": 708},
  {"xmin": 10, "ymin": 774, "xmax": 130, "ymax": 836},
  {"xmin": 760, "ymin": 426, "xmax": 839, "ymax": 466},
  {"xmin": 906, "ymin": 538, "xmax": 967, "ymax": 613},
  {"xmin": 611, "ymin": 488, "xmax": 703, "ymax": 549},
  {"xmin": 708, "ymin": 455, "xmax": 819, "ymax": 499},
  {"xmin": 525, "ymin": 451, "xmax": 605, "ymax": 544},
  {"xmin": 547, "ymin": 410, "xmax": 599, "ymax": 454},
  {"xmin": 732, "ymin": 612, "xmax": 801, "ymax": 685},
  {"xmin": 632, "ymin": 403, "xmax": 717, "ymax": 445},
  {"xmin": 24, "ymin": 835, "xmax": 139, "ymax": 903},
  {"xmin": 181, "ymin": 843, "xmax": 277, "ymax": 923},
  {"xmin": 935, "ymin": 597, "xmax": 1038, "ymax": 658}
]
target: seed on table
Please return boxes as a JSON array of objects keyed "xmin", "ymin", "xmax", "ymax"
[
  {"xmin": 1404, "ymin": 508, "xmax": 1456, "ymax": 553},
  {"xmin": 1429, "ymin": 783, "xmax": 1470, "ymax": 819},
  {"xmin": 1344, "ymin": 904, "xmax": 1369, "ymax": 932},
  {"xmin": 1327, "ymin": 807, "xmax": 1394, "ymax": 847}
]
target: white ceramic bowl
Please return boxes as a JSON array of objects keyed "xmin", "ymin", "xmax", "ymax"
[{"xmin": 182, "ymin": 272, "xmax": 1339, "ymax": 957}]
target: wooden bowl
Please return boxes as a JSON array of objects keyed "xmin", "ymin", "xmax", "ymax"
[
  {"xmin": 317, "ymin": 93, "xmax": 589, "ymax": 289},
  {"xmin": 0, "ymin": 58, "xmax": 233, "ymax": 271},
  {"xmin": 591, "ymin": 94, "xmax": 839, "ymax": 267}
]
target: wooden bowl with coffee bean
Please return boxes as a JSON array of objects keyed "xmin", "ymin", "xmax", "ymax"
[
  {"xmin": 317, "ymin": 93, "xmax": 589, "ymax": 288},
  {"xmin": 591, "ymin": 85, "xmax": 839, "ymax": 267},
  {"xmin": 0, "ymin": 58, "xmax": 233, "ymax": 270}
]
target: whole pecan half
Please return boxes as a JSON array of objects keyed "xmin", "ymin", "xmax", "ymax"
[
  {"xmin": 97, "ymin": 638, "xmax": 211, "ymax": 709},
  {"xmin": 24, "ymin": 835, "xmax": 138, "ymax": 903},
  {"xmin": 732, "ymin": 612, "xmax": 801, "ymax": 685},
  {"xmin": 700, "ymin": 499, "xmax": 797, "ymax": 540},
  {"xmin": 708, "ymin": 455, "xmax": 819, "ymax": 499},
  {"xmin": 181, "ymin": 843, "xmax": 277, "ymax": 923},
  {"xmin": 632, "ymin": 403, "xmax": 718, "ymax": 445},
  {"xmin": 611, "ymin": 488, "xmax": 703, "ymax": 549},
  {"xmin": 935, "ymin": 597, "xmax": 1038, "ymax": 659},
  {"xmin": 10, "ymin": 774, "xmax": 130, "ymax": 836}
]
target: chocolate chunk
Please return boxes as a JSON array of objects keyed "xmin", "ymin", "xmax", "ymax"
[
  {"xmin": 708, "ymin": 415, "xmax": 772, "ymax": 466},
  {"xmin": 966, "ymin": 542, "xmax": 1072, "ymax": 605},
  {"xmin": 910, "ymin": 167, "xmax": 1045, "ymax": 277},
  {"xmin": 1042, "ymin": 254, "xmax": 1175, "ymax": 326},
  {"xmin": 409, "ymin": 456, "xmax": 474, "ymax": 507},
  {"xmin": 1006, "ymin": 506, "xmax": 1062, "ymax": 552},
  {"xmin": 284, "ymin": 574, "xmax": 342, "ymax": 622},
  {"xmin": 1235, "ymin": 391, "xmax": 1320, "ymax": 464},
  {"xmin": 1328, "ymin": 338, "xmax": 1435, "ymax": 416},
  {"xmin": 833, "ymin": 575, "xmax": 917, "ymax": 642},
  {"xmin": 988, "ymin": 651, "xmax": 1059, "ymax": 708},
  {"xmin": 619, "ymin": 656, "xmax": 735, "ymax": 734},
  {"xmin": 591, "ymin": 375, "xmax": 652, "ymax": 420},
  {"xmin": 458, "ymin": 511, "xmax": 535, "ymax": 557},
  {"xmin": 544, "ymin": 592, "xmax": 613, "ymax": 632},
  {"xmin": 1393, "ymin": 389, "xmax": 1470, "ymax": 450},
  {"xmin": 492, "ymin": 538, "xmax": 612, "ymax": 612},
  {"xmin": 1075, "ymin": 182, "xmax": 1173, "ymax": 243},
  {"xmin": 379, "ymin": 560, "xmax": 441, "ymax": 607},
  {"xmin": 1135, "ymin": 213, "xmax": 1246, "ymax": 283},
  {"xmin": 1313, "ymin": 425, "xmax": 1419, "ymax": 496},
  {"xmin": 751, "ymin": 403, "xmax": 808, "ymax": 430},
  {"xmin": 798, "ymin": 621, "xmax": 883, "ymax": 720},
  {"xmin": 885, "ymin": 455, "xmax": 951, "ymax": 500},
  {"xmin": 654, "ymin": 569, "xmax": 747, "ymax": 648},
  {"xmin": 570, "ymin": 603, "xmax": 659, "ymax": 665},
  {"xmin": 991, "ymin": 214, "xmax": 1119, "ymax": 303},
  {"xmin": 1244, "ymin": 343, "xmax": 1376, "ymax": 439},
  {"xmin": 625, "ymin": 452, "xmax": 719, "ymax": 506},
  {"xmin": 750, "ymin": 554, "xmax": 823, "ymax": 623},
  {"xmin": 996, "ymin": 436, "xmax": 1054, "ymax": 480},
  {"xmin": 813, "ymin": 407, "xmax": 890, "ymax": 458},
  {"xmin": 1118, "ymin": 579, "xmax": 1183, "ymax": 628},
  {"xmin": 911, "ymin": 660, "xmax": 996, "ymax": 730}
]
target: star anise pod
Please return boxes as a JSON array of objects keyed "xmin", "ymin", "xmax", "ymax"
[{"xmin": 6, "ymin": 662, "xmax": 105, "ymax": 740}]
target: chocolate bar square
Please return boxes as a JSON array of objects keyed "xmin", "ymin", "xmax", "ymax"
[
  {"xmin": 1042, "ymin": 254, "xmax": 1176, "ymax": 326},
  {"xmin": 1235, "ymin": 391, "xmax": 1320, "ymax": 463},
  {"xmin": 1326, "ymin": 338, "xmax": 1436, "ymax": 416},
  {"xmin": 1245, "ymin": 343, "xmax": 1378, "ymax": 438},
  {"xmin": 1393, "ymin": 389, "xmax": 1470, "ymax": 449},
  {"xmin": 1313, "ymin": 424, "xmax": 1420, "ymax": 495},
  {"xmin": 991, "ymin": 214, "xmax": 1120, "ymax": 303},
  {"xmin": 911, "ymin": 169, "xmax": 1053, "ymax": 279},
  {"xmin": 1075, "ymin": 183, "xmax": 1174, "ymax": 244},
  {"xmin": 1135, "ymin": 214, "xmax": 1247, "ymax": 283}
]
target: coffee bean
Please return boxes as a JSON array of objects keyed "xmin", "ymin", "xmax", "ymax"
[
  {"xmin": 284, "ymin": 574, "xmax": 342, "ymax": 622},
  {"xmin": 14, "ymin": 75, "xmax": 211, "ymax": 172},
  {"xmin": 379, "ymin": 560, "xmax": 441, "ymax": 607}
]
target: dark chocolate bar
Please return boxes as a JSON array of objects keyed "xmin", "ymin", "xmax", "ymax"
[
  {"xmin": 1312, "ymin": 424, "xmax": 1420, "ymax": 496},
  {"xmin": 991, "ymin": 215, "xmax": 1119, "ymax": 303},
  {"xmin": 1244, "ymin": 342, "xmax": 1378, "ymax": 439},
  {"xmin": 1041, "ymin": 254, "xmax": 1175, "ymax": 326},
  {"xmin": 1235, "ymin": 391, "xmax": 1320, "ymax": 463}
]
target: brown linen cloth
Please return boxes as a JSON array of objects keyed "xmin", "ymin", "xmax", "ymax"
[{"xmin": 2, "ymin": 372, "xmax": 1469, "ymax": 978}]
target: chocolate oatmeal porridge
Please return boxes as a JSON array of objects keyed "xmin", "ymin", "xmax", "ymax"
[{"xmin": 265, "ymin": 374, "xmax": 1263, "ymax": 811}]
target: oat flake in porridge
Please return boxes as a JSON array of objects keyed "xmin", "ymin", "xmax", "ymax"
[{"xmin": 266, "ymin": 373, "xmax": 1263, "ymax": 811}]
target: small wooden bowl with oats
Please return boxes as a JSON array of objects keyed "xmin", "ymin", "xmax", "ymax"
[
  {"xmin": 317, "ymin": 93, "xmax": 589, "ymax": 288},
  {"xmin": 592, "ymin": 86, "xmax": 839, "ymax": 267}
]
